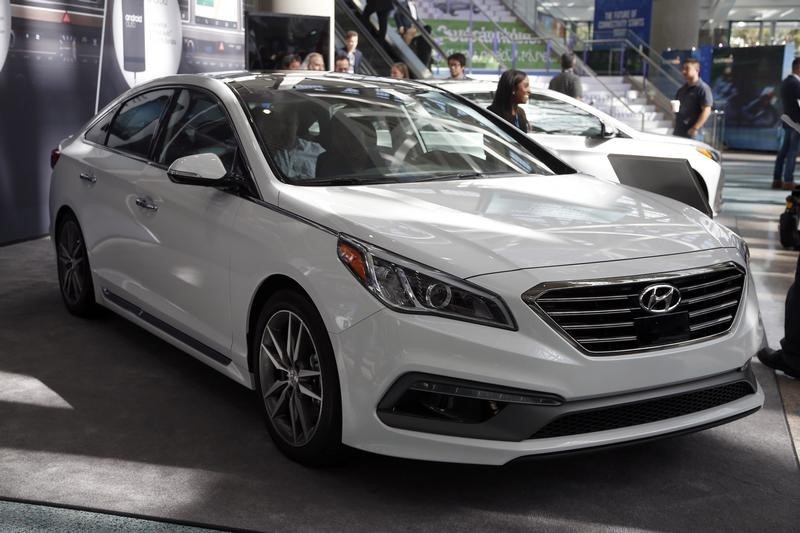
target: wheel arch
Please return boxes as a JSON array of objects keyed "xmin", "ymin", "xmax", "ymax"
[
  {"xmin": 54, "ymin": 205, "xmax": 78, "ymax": 234},
  {"xmin": 246, "ymin": 274, "xmax": 315, "ymax": 373}
]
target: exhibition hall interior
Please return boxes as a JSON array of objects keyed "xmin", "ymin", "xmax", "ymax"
[{"xmin": 2, "ymin": 0, "xmax": 800, "ymax": 530}]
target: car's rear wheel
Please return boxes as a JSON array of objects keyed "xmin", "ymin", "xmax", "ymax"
[
  {"xmin": 253, "ymin": 290, "xmax": 344, "ymax": 465},
  {"xmin": 56, "ymin": 214, "xmax": 98, "ymax": 317}
]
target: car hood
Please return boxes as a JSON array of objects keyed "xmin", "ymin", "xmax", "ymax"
[
  {"xmin": 278, "ymin": 174, "xmax": 737, "ymax": 278},
  {"xmin": 632, "ymin": 130, "xmax": 714, "ymax": 151}
]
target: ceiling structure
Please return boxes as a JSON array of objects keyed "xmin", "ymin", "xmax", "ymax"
[{"xmin": 542, "ymin": 0, "xmax": 799, "ymax": 22}]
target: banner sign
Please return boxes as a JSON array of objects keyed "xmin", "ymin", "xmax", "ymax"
[
  {"xmin": 593, "ymin": 0, "xmax": 652, "ymax": 44},
  {"xmin": 428, "ymin": 18, "xmax": 555, "ymax": 72}
]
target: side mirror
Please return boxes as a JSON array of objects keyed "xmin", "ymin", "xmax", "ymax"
[
  {"xmin": 600, "ymin": 121, "xmax": 618, "ymax": 138},
  {"xmin": 167, "ymin": 153, "xmax": 228, "ymax": 186}
]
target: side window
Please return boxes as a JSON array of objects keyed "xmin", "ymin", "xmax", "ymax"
[
  {"xmin": 156, "ymin": 89, "xmax": 241, "ymax": 174},
  {"xmin": 524, "ymin": 94, "xmax": 602, "ymax": 137},
  {"xmin": 107, "ymin": 89, "xmax": 173, "ymax": 158},
  {"xmin": 84, "ymin": 108, "xmax": 116, "ymax": 145}
]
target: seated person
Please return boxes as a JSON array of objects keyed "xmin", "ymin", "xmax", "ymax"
[{"xmin": 258, "ymin": 106, "xmax": 324, "ymax": 180}]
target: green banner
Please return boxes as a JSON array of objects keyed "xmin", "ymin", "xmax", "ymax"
[{"xmin": 428, "ymin": 19, "xmax": 556, "ymax": 70}]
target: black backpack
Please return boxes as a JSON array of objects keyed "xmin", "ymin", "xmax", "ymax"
[{"xmin": 779, "ymin": 190, "xmax": 800, "ymax": 250}]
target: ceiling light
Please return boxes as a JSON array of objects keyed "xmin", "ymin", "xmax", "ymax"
[{"xmin": 779, "ymin": 9, "xmax": 795, "ymax": 18}]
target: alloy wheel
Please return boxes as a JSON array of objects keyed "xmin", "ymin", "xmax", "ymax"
[
  {"xmin": 258, "ymin": 309, "xmax": 324, "ymax": 447},
  {"xmin": 57, "ymin": 219, "xmax": 88, "ymax": 306}
]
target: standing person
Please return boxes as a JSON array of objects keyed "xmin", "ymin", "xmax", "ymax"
[
  {"xmin": 758, "ymin": 252, "xmax": 800, "ymax": 379},
  {"xmin": 673, "ymin": 58, "xmax": 713, "ymax": 140},
  {"xmin": 548, "ymin": 52, "xmax": 583, "ymax": 100},
  {"xmin": 447, "ymin": 52, "xmax": 468, "ymax": 80},
  {"xmin": 394, "ymin": 0, "xmax": 419, "ymax": 44},
  {"xmin": 362, "ymin": 0, "xmax": 393, "ymax": 42},
  {"xmin": 487, "ymin": 69, "xmax": 530, "ymax": 133},
  {"xmin": 772, "ymin": 57, "xmax": 800, "ymax": 190},
  {"xmin": 338, "ymin": 31, "xmax": 362, "ymax": 74},
  {"xmin": 390, "ymin": 62, "xmax": 409, "ymax": 79}
]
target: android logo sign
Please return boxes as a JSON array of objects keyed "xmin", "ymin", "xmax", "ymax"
[
  {"xmin": 0, "ymin": 0, "xmax": 10, "ymax": 74},
  {"xmin": 112, "ymin": 0, "xmax": 182, "ymax": 88}
]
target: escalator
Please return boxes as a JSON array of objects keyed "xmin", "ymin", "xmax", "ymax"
[{"xmin": 334, "ymin": 0, "xmax": 441, "ymax": 79}]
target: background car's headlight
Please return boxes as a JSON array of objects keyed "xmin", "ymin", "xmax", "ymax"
[
  {"xmin": 696, "ymin": 146, "xmax": 721, "ymax": 162},
  {"xmin": 337, "ymin": 236, "xmax": 516, "ymax": 329}
]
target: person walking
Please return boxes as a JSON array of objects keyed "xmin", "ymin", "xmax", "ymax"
[
  {"xmin": 548, "ymin": 52, "xmax": 582, "ymax": 100},
  {"xmin": 758, "ymin": 252, "xmax": 800, "ymax": 379},
  {"xmin": 772, "ymin": 57, "xmax": 800, "ymax": 190},
  {"xmin": 487, "ymin": 69, "xmax": 530, "ymax": 133},
  {"xmin": 673, "ymin": 58, "xmax": 713, "ymax": 140},
  {"xmin": 362, "ymin": 0, "xmax": 393, "ymax": 42}
]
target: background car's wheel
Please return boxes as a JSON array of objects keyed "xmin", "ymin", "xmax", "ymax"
[
  {"xmin": 253, "ymin": 290, "xmax": 344, "ymax": 465},
  {"xmin": 56, "ymin": 213, "xmax": 99, "ymax": 317}
]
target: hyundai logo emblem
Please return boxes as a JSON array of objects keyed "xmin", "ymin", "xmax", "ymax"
[{"xmin": 639, "ymin": 284, "xmax": 681, "ymax": 313}]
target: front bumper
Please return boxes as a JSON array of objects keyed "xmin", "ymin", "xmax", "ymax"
[{"xmin": 330, "ymin": 250, "xmax": 764, "ymax": 465}]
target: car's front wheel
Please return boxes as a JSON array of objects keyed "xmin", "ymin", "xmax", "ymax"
[
  {"xmin": 56, "ymin": 213, "xmax": 99, "ymax": 317},
  {"xmin": 253, "ymin": 290, "xmax": 344, "ymax": 465}
]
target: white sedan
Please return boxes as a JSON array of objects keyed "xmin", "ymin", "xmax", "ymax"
[
  {"xmin": 50, "ymin": 72, "xmax": 762, "ymax": 465},
  {"xmin": 429, "ymin": 79, "xmax": 725, "ymax": 216}
]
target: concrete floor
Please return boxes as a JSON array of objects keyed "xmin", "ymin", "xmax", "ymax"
[{"xmin": 0, "ymin": 155, "xmax": 799, "ymax": 531}]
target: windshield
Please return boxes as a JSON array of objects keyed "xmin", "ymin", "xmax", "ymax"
[{"xmin": 232, "ymin": 76, "xmax": 553, "ymax": 186}]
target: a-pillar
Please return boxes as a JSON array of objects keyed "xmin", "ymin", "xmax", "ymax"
[{"xmin": 650, "ymin": 0, "xmax": 702, "ymax": 53}]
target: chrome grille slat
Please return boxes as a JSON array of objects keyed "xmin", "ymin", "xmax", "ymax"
[
  {"xmin": 688, "ymin": 300, "xmax": 738, "ymax": 319},
  {"xmin": 548, "ymin": 308, "xmax": 634, "ymax": 317},
  {"xmin": 678, "ymin": 273, "xmax": 743, "ymax": 292},
  {"xmin": 536, "ymin": 294, "xmax": 633, "ymax": 303},
  {"xmin": 682, "ymin": 286, "xmax": 741, "ymax": 306},
  {"xmin": 524, "ymin": 263, "xmax": 746, "ymax": 356},
  {"xmin": 574, "ymin": 335, "xmax": 638, "ymax": 344},
  {"xmin": 563, "ymin": 321, "xmax": 635, "ymax": 330},
  {"xmin": 690, "ymin": 315, "xmax": 734, "ymax": 332}
]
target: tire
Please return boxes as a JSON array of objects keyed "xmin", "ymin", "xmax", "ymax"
[
  {"xmin": 253, "ymin": 290, "xmax": 345, "ymax": 466},
  {"xmin": 56, "ymin": 213, "xmax": 99, "ymax": 317}
]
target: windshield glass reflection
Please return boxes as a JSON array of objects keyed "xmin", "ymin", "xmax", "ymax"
[{"xmin": 231, "ymin": 76, "xmax": 553, "ymax": 186}]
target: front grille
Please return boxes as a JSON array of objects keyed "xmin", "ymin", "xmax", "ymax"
[
  {"xmin": 531, "ymin": 381, "xmax": 755, "ymax": 439},
  {"xmin": 524, "ymin": 263, "xmax": 746, "ymax": 355}
]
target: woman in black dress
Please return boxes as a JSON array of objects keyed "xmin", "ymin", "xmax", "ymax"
[{"xmin": 487, "ymin": 69, "xmax": 530, "ymax": 133}]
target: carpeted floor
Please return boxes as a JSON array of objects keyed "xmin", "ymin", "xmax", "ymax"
[{"xmin": 1, "ymin": 161, "xmax": 799, "ymax": 531}]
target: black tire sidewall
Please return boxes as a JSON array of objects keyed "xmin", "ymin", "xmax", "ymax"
[{"xmin": 253, "ymin": 290, "xmax": 343, "ymax": 465}]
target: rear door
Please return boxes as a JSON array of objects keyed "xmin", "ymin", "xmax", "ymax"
[{"xmin": 86, "ymin": 89, "xmax": 175, "ymax": 298}]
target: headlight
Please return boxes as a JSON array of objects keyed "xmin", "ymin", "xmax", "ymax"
[
  {"xmin": 696, "ymin": 146, "xmax": 721, "ymax": 162},
  {"xmin": 733, "ymin": 233, "xmax": 750, "ymax": 265},
  {"xmin": 337, "ymin": 236, "xmax": 516, "ymax": 330}
]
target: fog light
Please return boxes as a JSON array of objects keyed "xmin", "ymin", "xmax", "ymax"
[{"xmin": 410, "ymin": 380, "xmax": 562, "ymax": 406}]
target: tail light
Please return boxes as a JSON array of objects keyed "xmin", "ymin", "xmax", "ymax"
[{"xmin": 50, "ymin": 148, "xmax": 61, "ymax": 169}]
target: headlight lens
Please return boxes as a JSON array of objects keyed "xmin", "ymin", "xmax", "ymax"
[
  {"xmin": 733, "ymin": 233, "xmax": 750, "ymax": 265},
  {"xmin": 337, "ymin": 236, "xmax": 516, "ymax": 329}
]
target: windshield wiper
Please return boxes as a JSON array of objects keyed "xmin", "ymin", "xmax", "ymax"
[
  {"xmin": 295, "ymin": 176, "xmax": 401, "ymax": 186},
  {"xmin": 416, "ymin": 171, "xmax": 515, "ymax": 182}
]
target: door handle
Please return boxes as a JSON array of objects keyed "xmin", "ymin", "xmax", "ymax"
[
  {"xmin": 79, "ymin": 172, "xmax": 97, "ymax": 184},
  {"xmin": 135, "ymin": 197, "xmax": 158, "ymax": 211}
]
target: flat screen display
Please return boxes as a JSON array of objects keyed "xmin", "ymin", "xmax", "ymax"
[
  {"xmin": 245, "ymin": 12, "xmax": 329, "ymax": 71},
  {"xmin": 607, "ymin": 155, "xmax": 713, "ymax": 217}
]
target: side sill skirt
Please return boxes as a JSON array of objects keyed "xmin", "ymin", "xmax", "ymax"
[{"xmin": 102, "ymin": 288, "xmax": 232, "ymax": 366}]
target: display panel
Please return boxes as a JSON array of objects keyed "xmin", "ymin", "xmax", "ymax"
[{"xmin": 245, "ymin": 12, "xmax": 328, "ymax": 70}]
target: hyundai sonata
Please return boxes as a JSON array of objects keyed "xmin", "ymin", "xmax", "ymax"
[{"xmin": 50, "ymin": 72, "xmax": 763, "ymax": 465}]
